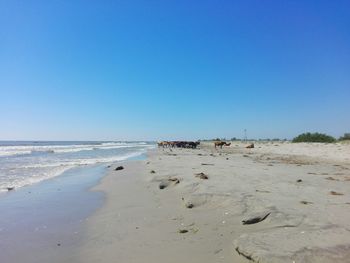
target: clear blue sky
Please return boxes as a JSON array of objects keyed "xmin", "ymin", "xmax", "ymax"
[{"xmin": 1, "ymin": 0, "xmax": 349, "ymax": 141}]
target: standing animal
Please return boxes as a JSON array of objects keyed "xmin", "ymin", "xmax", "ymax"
[
  {"xmin": 214, "ymin": 141, "xmax": 231, "ymax": 149},
  {"xmin": 187, "ymin": 141, "xmax": 200, "ymax": 149},
  {"xmin": 158, "ymin": 141, "xmax": 170, "ymax": 148}
]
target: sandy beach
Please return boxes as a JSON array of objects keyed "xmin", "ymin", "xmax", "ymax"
[{"xmin": 77, "ymin": 141, "xmax": 350, "ymax": 263}]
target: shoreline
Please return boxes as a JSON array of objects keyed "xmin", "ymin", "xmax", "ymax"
[
  {"xmin": 0, "ymin": 151, "xmax": 148, "ymax": 263},
  {"xmin": 0, "ymin": 164, "xmax": 107, "ymax": 263},
  {"xmin": 78, "ymin": 142, "xmax": 350, "ymax": 263}
]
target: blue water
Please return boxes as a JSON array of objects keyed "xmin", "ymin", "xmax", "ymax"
[{"xmin": 0, "ymin": 141, "xmax": 155, "ymax": 192}]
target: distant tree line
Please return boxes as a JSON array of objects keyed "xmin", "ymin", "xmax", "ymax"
[
  {"xmin": 339, "ymin": 133, "xmax": 350, "ymax": 141},
  {"xmin": 198, "ymin": 133, "xmax": 349, "ymax": 143},
  {"xmin": 292, "ymin": 132, "xmax": 350, "ymax": 143}
]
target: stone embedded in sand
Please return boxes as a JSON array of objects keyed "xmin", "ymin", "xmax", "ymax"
[
  {"xmin": 150, "ymin": 170, "xmax": 156, "ymax": 174},
  {"xmin": 169, "ymin": 178, "xmax": 180, "ymax": 184},
  {"xmin": 185, "ymin": 202, "xmax": 194, "ymax": 209},
  {"xmin": 7, "ymin": 187, "xmax": 15, "ymax": 191},
  {"xmin": 195, "ymin": 172, "xmax": 209, "ymax": 180},
  {"xmin": 296, "ymin": 179, "xmax": 303, "ymax": 183},
  {"xmin": 178, "ymin": 229, "xmax": 188, "ymax": 234},
  {"xmin": 159, "ymin": 181, "xmax": 169, "ymax": 189},
  {"xmin": 242, "ymin": 212, "xmax": 270, "ymax": 225},
  {"xmin": 115, "ymin": 166, "xmax": 124, "ymax": 171}
]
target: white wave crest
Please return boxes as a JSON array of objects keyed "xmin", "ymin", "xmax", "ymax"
[
  {"xmin": 0, "ymin": 150, "xmax": 147, "ymax": 192},
  {"xmin": 0, "ymin": 142, "xmax": 153, "ymax": 157}
]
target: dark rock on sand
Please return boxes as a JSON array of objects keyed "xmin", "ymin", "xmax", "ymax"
[
  {"xmin": 159, "ymin": 181, "xmax": 169, "ymax": 189},
  {"xmin": 296, "ymin": 179, "xmax": 302, "ymax": 183},
  {"xmin": 150, "ymin": 170, "xmax": 156, "ymax": 174},
  {"xmin": 242, "ymin": 212, "xmax": 270, "ymax": 225},
  {"xmin": 7, "ymin": 187, "xmax": 15, "ymax": 191},
  {"xmin": 185, "ymin": 202, "xmax": 194, "ymax": 209},
  {"xmin": 115, "ymin": 166, "xmax": 124, "ymax": 171},
  {"xmin": 179, "ymin": 229, "xmax": 188, "ymax": 234}
]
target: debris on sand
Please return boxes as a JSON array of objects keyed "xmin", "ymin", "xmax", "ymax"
[
  {"xmin": 300, "ymin": 200, "xmax": 313, "ymax": 205},
  {"xmin": 255, "ymin": 189, "xmax": 270, "ymax": 193},
  {"xmin": 178, "ymin": 229, "xmax": 188, "ymax": 234},
  {"xmin": 330, "ymin": 191, "xmax": 344, "ymax": 196},
  {"xmin": 195, "ymin": 172, "xmax": 209, "ymax": 180},
  {"xmin": 242, "ymin": 212, "xmax": 270, "ymax": 225},
  {"xmin": 169, "ymin": 177, "xmax": 180, "ymax": 184},
  {"xmin": 159, "ymin": 178, "xmax": 180, "ymax": 189},
  {"xmin": 150, "ymin": 170, "xmax": 156, "ymax": 174},
  {"xmin": 325, "ymin": 177, "xmax": 339, "ymax": 181}
]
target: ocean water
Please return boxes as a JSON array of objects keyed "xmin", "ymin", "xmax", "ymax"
[{"xmin": 0, "ymin": 141, "xmax": 155, "ymax": 192}]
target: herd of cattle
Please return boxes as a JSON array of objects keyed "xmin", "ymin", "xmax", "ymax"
[
  {"xmin": 157, "ymin": 141, "xmax": 243, "ymax": 149},
  {"xmin": 157, "ymin": 141, "xmax": 200, "ymax": 149}
]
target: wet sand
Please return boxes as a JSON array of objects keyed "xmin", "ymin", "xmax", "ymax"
[
  {"xmin": 78, "ymin": 141, "xmax": 350, "ymax": 263},
  {"xmin": 0, "ymin": 165, "xmax": 106, "ymax": 263}
]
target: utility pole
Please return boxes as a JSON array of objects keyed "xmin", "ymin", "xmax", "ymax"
[{"xmin": 244, "ymin": 129, "xmax": 247, "ymax": 142}]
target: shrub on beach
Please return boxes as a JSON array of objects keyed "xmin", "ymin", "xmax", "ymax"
[
  {"xmin": 339, "ymin": 133, "xmax": 350, "ymax": 141},
  {"xmin": 292, "ymin": 132, "xmax": 336, "ymax": 143}
]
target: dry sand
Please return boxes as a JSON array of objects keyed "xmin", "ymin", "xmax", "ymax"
[{"xmin": 78, "ymin": 141, "xmax": 350, "ymax": 263}]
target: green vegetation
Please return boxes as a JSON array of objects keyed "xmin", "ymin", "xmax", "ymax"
[
  {"xmin": 292, "ymin": 132, "xmax": 336, "ymax": 143},
  {"xmin": 339, "ymin": 133, "xmax": 350, "ymax": 141}
]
